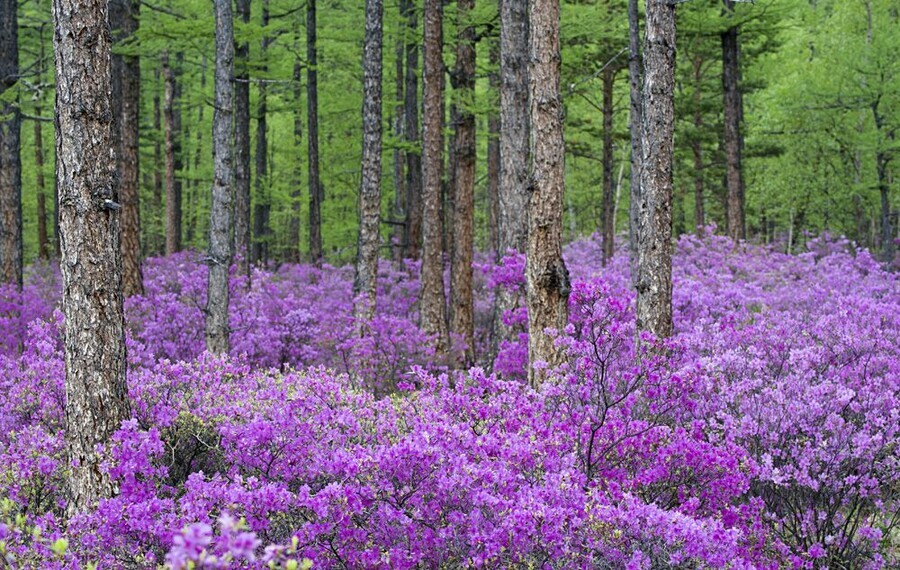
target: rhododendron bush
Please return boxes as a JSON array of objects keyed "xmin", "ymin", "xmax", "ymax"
[{"xmin": 0, "ymin": 234, "xmax": 897, "ymax": 569}]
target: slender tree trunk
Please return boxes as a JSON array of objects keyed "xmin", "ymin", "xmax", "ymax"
[
  {"xmin": 402, "ymin": 0, "xmax": 422, "ymax": 260},
  {"xmin": 187, "ymin": 54, "xmax": 208, "ymax": 248},
  {"xmin": 420, "ymin": 0, "xmax": 449, "ymax": 355},
  {"xmin": 527, "ymin": 0, "xmax": 569, "ymax": 385},
  {"xmin": 34, "ymin": 30, "xmax": 50, "ymax": 261},
  {"xmin": 354, "ymin": 0, "xmax": 383, "ymax": 323},
  {"xmin": 53, "ymin": 0, "xmax": 131, "ymax": 513},
  {"xmin": 288, "ymin": 33, "xmax": 302, "ymax": 264},
  {"xmin": 487, "ymin": 40, "xmax": 500, "ymax": 256},
  {"xmin": 601, "ymin": 66, "xmax": 617, "ymax": 265},
  {"xmin": 392, "ymin": 13, "xmax": 406, "ymax": 265},
  {"xmin": 234, "ymin": 0, "xmax": 251, "ymax": 274},
  {"xmin": 872, "ymin": 106, "xmax": 894, "ymax": 264},
  {"xmin": 307, "ymin": 0, "xmax": 323, "ymax": 266},
  {"xmin": 627, "ymin": 0, "xmax": 643, "ymax": 286},
  {"xmin": 110, "ymin": 0, "xmax": 142, "ymax": 295},
  {"xmin": 152, "ymin": 63, "xmax": 163, "ymax": 254},
  {"xmin": 449, "ymin": 0, "xmax": 477, "ymax": 367},
  {"xmin": 253, "ymin": 0, "xmax": 270, "ymax": 266},
  {"xmin": 691, "ymin": 54, "xmax": 705, "ymax": 235},
  {"xmin": 635, "ymin": 0, "xmax": 676, "ymax": 340},
  {"xmin": 206, "ymin": 0, "xmax": 235, "ymax": 355},
  {"xmin": 163, "ymin": 52, "xmax": 182, "ymax": 255},
  {"xmin": 721, "ymin": 0, "xmax": 744, "ymax": 241},
  {"xmin": 0, "ymin": 0, "xmax": 22, "ymax": 288}
]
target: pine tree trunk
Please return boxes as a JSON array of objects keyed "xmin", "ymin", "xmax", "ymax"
[
  {"xmin": 288, "ymin": 32, "xmax": 303, "ymax": 264},
  {"xmin": 206, "ymin": 0, "xmax": 235, "ymax": 355},
  {"xmin": 527, "ymin": 0, "xmax": 569, "ymax": 385},
  {"xmin": 152, "ymin": 63, "xmax": 163, "ymax": 254},
  {"xmin": 420, "ymin": 0, "xmax": 448, "ymax": 355},
  {"xmin": 601, "ymin": 66, "xmax": 617, "ymax": 265},
  {"xmin": 402, "ymin": 0, "xmax": 422, "ymax": 261},
  {"xmin": 721, "ymin": 0, "xmax": 745, "ymax": 241},
  {"xmin": 691, "ymin": 54, "xmax": 705, "ymax": 235},
  {"xmin": 35, "ymin": 106, "xmax": 49, "ymax": 260},
  {"xmin": 307, "ymin": 0, "xmax": 323, "ymax": 266},
  {"xmin": 53, "ymin": 0, "xmax": 131, "ymax": 513},
  {"xmin": 450, "ymin": 0, "xmax": 476, "ymax": 367},
  {"xmin": 635, "ymin": 0, "xmax": 676, "ymax": 340},
  {"xmin": 234, "ymin": 0, "xmax": 252, "ymax": 274},
  {"xmin": 0, "ymin": 0, "xmax": 22, "ymax": 288},
  {"xmin": 253, "ymin": 1, "xmax": 270, "ymax": 266},
  {"xmin": 163, "ymin": 52, "xmax": 182, "ymax": 255},
  {"xmin": 392, "ymin": 15, "xmax": 406, "ymax": 265},
  {"xmin": 627, "ymin": 0, "xmax": 643, "ymax": 287},
  {"xmin": 354, "ymin": 0, "xmax": 383, "ymax": 324}
]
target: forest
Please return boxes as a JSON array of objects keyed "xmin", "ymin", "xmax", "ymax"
[{"xmin": 0, "ymin": 0, "xmax": 898, "ymax": 568}]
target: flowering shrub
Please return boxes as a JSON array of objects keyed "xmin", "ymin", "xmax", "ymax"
[{"xmin": 0, "ymin": 233, "xmax": 896, "ymax": 568}]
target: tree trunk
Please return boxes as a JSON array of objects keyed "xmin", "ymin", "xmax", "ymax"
[
  {"xmin": 487, "ymin": 40, "xmax": 500, "ymax": 256},
  {"xmin": 527, "ymin": 0, "xmax": 569, "ymax": 385},
  {"xmin": 110, "ymin": 0, "xmax": 142, "ymax": 296},
  {"xmin": 449, "ymin": 0, "xmax": 476, "ymax": 367},
  {"xmin": 627, "ymin": 0, "xmax": 643, "ymax": 287},
  {"xmin": 307, "ymin": 0, "xmax": 323, "ymax": 266},
  {"xmin": 354, "ymin": 0, "xmax": 383, "ymax": 324},
  {"xmin": 601, "ymin": 65, "xmax": 617, "ymax": 265},
  {"xmin": 403, "ymin": 0, "xmax": 422, "ymax": 261},
  {"xmin": 420, "ymin": 0, "xmax": 449, "ymax": 356},
  {"xmin": 721, "ymin": 0, "xmax": 745, "ymax": 241},
  {"xmin": 391, "ymin": 12, "xmax": 406, "ymax": 266},
  {"xmin": 0, "ymin": 0, "xmax": 22, "ymax": 288},
  {"xmin": 53, "ymin": 0, "xmax": 131, "ymax": 513},
  {"xmin": 872, "ymin": 105, "xmax": 894, "ymax": 264},
  {"xmin": 206, "ymin": 0, "xmax": 235, "ymax": 355},
  {"xmin": 187, "ymin": 54, "xmax": 208, "ymax": 248},
  {"xmin": 234, "ymin": 0, "xmax": 251, "ymax": 274},
  {"xmin": 691, "ymin": 54, "xmax": 705, "ymax": 235},
  {"xmin": 35, "ymin": 105, "xmax": 49, "ymax": 260},
  {"xmin": 635, "ymin": 0, "xmax": 676, "ymax": 340},
  {"xmin": 252, "ymin": 0, "xmax": 270, "ymax": 266},
  {"xmin": 152, "ymin": 63, "xmax": 163, "ymax": 254},
  {"xmin": 163, "ymin": 52, "xmax": 182, "ymax": 255},
  {"xmin": 287, "ymin": 32, "xmax": 302, "ymax": 264}
]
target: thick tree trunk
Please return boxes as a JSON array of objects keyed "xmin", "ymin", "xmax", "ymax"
[
  {"xmin": 450, "ymin": 0, "xmax": 476, "ymax": 367},
  {"xmin": 627, "ymin": 0, "xmax": 643, "ymax": 286},
  {"xmin": 402, "ymin": 0, "xmax": 422, "ymax": 261},
  {"xmin": 234, "ymin": 0, "xmax": 251, "ymax": 274},
  {"xmin": 691, "ymin": 54, "xmax": 705, "ymax": 235},
  {"xmin": 0, "ymin": 0, "xmax": 22, "ymax": 288},
  {"xmin": 252, "ymin": 1, "xmax": 270, "ymax": 266},
  {"xmin": 354, "ymin": 0, "xmax": 383, "ymax": 323},
  {"xmin": 206, "ymin": 0, "xmax": 235, "ymax": 355},
  {"xmin": 635, "ymin": 0, "xmax": 676, "ymax": 340},
  {"xmin": 601, "ymin": 66, "xmax": 617, "ymax": 265},
  {"xmin": 163, "ymin": 52, "xmax": 182, "ymax": 255},
  {"xmin": 110, "ymin": 0, "xmax": 142, "ymax": 295},
  {"xmin": 527, "ymin": 0, "xmax": 569, "ymax": 385},
  {"xmin": 53, "ymin": 0, "xmax": 131, "ymax": 513},
  {"xmin": 420, "ymin": 0, "xmax": 448, "ymax": 356},
  {"xmin": 307, "ymin": 0, "xmax": 323, "ymax": 266},
  {"xmin": 487, "ymin": 40, "xmax": 500, "ymax": 256},
  {"xmin": 721, "ymin": 0, "xmax": 745, "ymax": 241}
]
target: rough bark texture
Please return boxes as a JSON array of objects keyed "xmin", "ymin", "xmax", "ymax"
[
  {"xmin": 691, "ymin": 54, "xmax": 705, "ymax": 235},
  {"xmin": 206, "ymin": 0, "xmax": 234, "ymax": 355},
  {"xmin": 635, "ymin": 0, "xmax": 676, "ymax": 340},
  {"xmin": 110, "ymin": 0, "xmax": 142, "ymax": 296},
  {"xmin": 527, "ymin": 0, "xmax": 569, "ymax": 386},
  {"xmin": 402, "ymin": 0, "xmax": 422, "ymax": 260},
  {"xmin": 450, "ymin": 0, "xmax": 476, "ymax": 367},
  {"xmin": 52, "ymin": 0, "xmax": 131, "ymax": 513},
  {"xmin": 353, "ymin": 0, "xmax": 383, "ymax": 323},
  {"xmin": 162, "ymin": 52, "xmax": 182, "ymax": 255},
  {"xmin": 721, "ymin": 0, "xmax": 745, "ymax": 241},
  {"xmin": 234, "ymin": 0, "xmax": 251, "ymax": 274},
  {"xmin": 252, "ymin": 1, "xmax": 270, "ymax": 266},
  {"xmin": 627, "ymin": 0, "xmax": 643, "ymax": 287},
  {"xmin": 0, "ymin": 0, "xmax": 22, "ymax": 288},
  {"xmin": 420, "ymin": 0, "xmax": 448, "ymax": 356},
  {"xmin": 601, "ymin": 66, "xmax": 617, "ymax": 265},
  {"xmin": 307, "ymin": 0, "xmax": 323, "ymax": 266}
]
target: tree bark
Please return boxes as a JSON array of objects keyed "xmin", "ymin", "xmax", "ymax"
[
  {"xmin": 420, "ymin": 0, "xmax": 448, "ymax": 356},
  {"xmin": 354, "ymin": 0, "xmax": 383, "ymax": 323},
  {"xmin": 721, "ymin": 0, "xmax": 745, "ymax": 241},
  {"xmin": 307, "ymin": 0, "xmax": 323, "ymax": 266},
  {"xmin": 450, "ymin": 0, "xmax": 476, "ymax": 367},
  {"xmin": 402, "ymin": 0, "xmax": 422, "ymax": 261},
  {"xmin": 252, "ymin": 0, "xmax": 270, "ymax": 266},
  {"xmin": 206, "ymin": 0, "xmax": 235, "ymax": 355},
  {"xmin": 234, "ymin": 0, "xmax": 251, "ymax": 274},
  {"xmin": 53, "ymin": 0, "xmax": 131, "ymax": 513},
  {"xmin": 527, "ymin": 0, "xmax": 569, "ymax": 385},
  {"xmin": 163, "ymin": 52, "xmax": 182, "ymax": 255},
  {"xmin": 0, "ymin": 0, "xmax": 22, "ymax": 288},
  {"xmin": 391, "ymin": 11, "xmax": 406, "ymax": 265},
  {"xmin": 691, "ymin": 53, "xmax": 705, "ymax": 235},
  {"xmin": 601, "ymin": 65, "xmax": 617, "ymax": 265},
  {"xmin": 627, "ymin": 0, "xmax": 643, "ymax": 287},
  {"xmin": 635, "ymin": 0, "xmax": 676, "ymax": 340}
]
